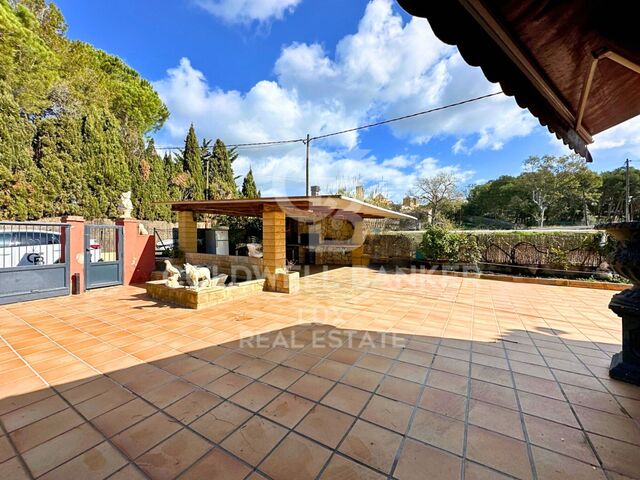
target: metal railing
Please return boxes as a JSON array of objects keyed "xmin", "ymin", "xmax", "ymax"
[{"xmin": 0, "ymin": 222, "xmax": 68, "ymax": 269}]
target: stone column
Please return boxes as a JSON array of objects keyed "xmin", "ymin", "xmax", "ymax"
[
  {"xmin": 262, "ymin": 207, "xmax": 286, "ymax": 291},
  {"xmin": 178, "ymin": 211, "xmax": 197, "ymax": 254},
  {"xmin": 61, "ymin": 216, "xmax": 85, "ymax": 292},
  {"xmin": 351, "ymin": 216, "xmax": 369, "ymax": 267}
]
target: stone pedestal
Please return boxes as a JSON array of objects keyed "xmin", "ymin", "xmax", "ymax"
[
  {"xmin": 600, "ymin": 222, "xmax": 640, "ymax": 385},
  {"xmin": 263, "ymin": 207, "xmax": 286, "ymax": 291}
]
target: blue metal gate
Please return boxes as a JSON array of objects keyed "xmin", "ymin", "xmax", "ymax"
[
  {"xmin": 0, "ymin": 222, "xmax": 71, "ymax": 304},
  {"xmin": 84, "ymin": 224, "xmax": 123, "ymax": 289}
]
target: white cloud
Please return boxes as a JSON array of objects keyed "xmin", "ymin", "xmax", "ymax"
[
  {"xmin": 194, "ymin": 0, "xmax": 301, "ymax": 24},
  {"xmin": 591, "ymin": 115, "xmax": 640, "ymax": 156},
  {"xmin": 154, "ymin": 0, "xmax": 536, "ymax": 199}
]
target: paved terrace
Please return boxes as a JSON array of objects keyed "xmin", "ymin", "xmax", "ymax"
[{"xmin": 0, "ymin": 268, "xmax": 639, "ymax": 479}]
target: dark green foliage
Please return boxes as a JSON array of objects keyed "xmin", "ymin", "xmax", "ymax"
[
  {"xmin": 0, "ymin": 0, "xmax": 170, "ymax": 220},
  {"xmin": 242, "ymin": 168, "xmax": 260, "ymax": 198},
  {"xmin": 208, "ymin": 139, "xmax": 238, "ymax": 199},
  {"xmin": 419, "ymin": 225, "xmax": 480, "ymax": 263},
  {"xmin": 181, "ymin": 125, "xmax": 205, "ymax": 200}
]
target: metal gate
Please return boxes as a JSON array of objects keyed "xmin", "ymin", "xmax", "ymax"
[
  {"xmin": 84, "ymin": 224, "xmax": 123, "ymax": 289},
  {"xmin": 0, "ymin": 222, "xmax": 71, "ymax": 305}
]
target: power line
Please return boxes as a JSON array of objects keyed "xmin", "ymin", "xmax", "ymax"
[
  {"xmin": 154, "ymin": 91, "xmax": 504, "ymax": 152},
  {"xmin": 309, "ymin": 91, "xmax": 503, "ymax": 141}
]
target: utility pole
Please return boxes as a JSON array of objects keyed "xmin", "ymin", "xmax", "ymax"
[
  {"xmin": 625, "ymin": 158, "xmax": 631, "ymax": 222},
  {"xmin": 305, "ymin": 133, "xmax": 310, "ymax": 196},
  {"xmin": 205, "ymin": 156, "xmax": 210, "ymax": 200}
]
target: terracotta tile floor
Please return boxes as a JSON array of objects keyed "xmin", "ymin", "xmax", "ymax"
[{"xmin": 1, "ymin": 267, "xmax": 639, "ymax": 479}]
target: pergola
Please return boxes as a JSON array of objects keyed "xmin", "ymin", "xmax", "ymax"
[
  {"xmin": 397, "ymin": 0, "xmax": 640, "ymax": 161},
  {"xmin": 170, "ymin": 195, "xmax": 416, "ymax": 291}
]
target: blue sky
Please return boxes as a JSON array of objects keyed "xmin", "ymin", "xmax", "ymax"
[{"xmin": 57, "ymin": 0, "xmax": 640, "ymax": 200}]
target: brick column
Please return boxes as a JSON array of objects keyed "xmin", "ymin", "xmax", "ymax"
[
  {"xmin": 61, "ymin": 215, "xmax": 85, "ymax": 292},
  {"xmin": 351, "ymin": 216, "xmax": 369, "ymax": 267},
  {"xmin": 178, "ymin": 211, "xmax": 197, "ymax": 254},
  {"xmin": 262, "ymin": 207, "xmax": 286, "ymax": 291},
  {"xmin": 116, "ymin": 218, "xmax": 155, "ymax": 285}
]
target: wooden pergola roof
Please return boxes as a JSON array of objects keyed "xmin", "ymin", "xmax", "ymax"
[
  {"xmin": 397, "ymin": 0, "xmax": 640, "ymax": 162},
  {"xmin": 169, "ymin": 195, "xmax": 417, "ymax": 220}
]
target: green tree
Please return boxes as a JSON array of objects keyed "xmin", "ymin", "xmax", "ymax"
[
  {"xmin": 181, "ymin": 125, "xmax": 205, "ymax": 200},
  {"xmin": 242, "ymin": 167, "xmax": 260, "ymax": 198},
  {"xmin": 209, "ymin": 138, "xmax": 238, "ymax": 199},
  {"xmin": 599, "ymin": 167, "xmax": 640, "ymax": 221}
]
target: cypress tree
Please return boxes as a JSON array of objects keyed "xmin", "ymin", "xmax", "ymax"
[
  {"xmin": 182, "ymin": 124, "xmax": 205, "ymax": 200},
  {"xmin": 242, "ymin": 168, "xmax": 260, "ymax": 198},
  {"xmin": 209, "ymin": 138, "xmax": 238, "ymax": 199}
]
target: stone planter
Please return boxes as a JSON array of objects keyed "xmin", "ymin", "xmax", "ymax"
[
  {"xmin": 275, "ymin": 271, "xmax": 300, "ymax": 294},
  {"xmin": 599, "ymin": 221, "xmax": 640, "ymax": 385}
]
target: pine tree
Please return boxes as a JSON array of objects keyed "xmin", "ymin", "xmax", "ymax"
[
  {"xmin": 242, "ymin": 168, "xmax": 260, "ymax": 198},
  {"xmin": 182, "ymin": 124, "xmax": 205, "ymax": 200},
  {"xmin": 209, "ymin": 138, "xmax": 238, "ymax": 199}
]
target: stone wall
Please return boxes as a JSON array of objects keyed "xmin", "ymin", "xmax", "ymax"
[
  {"xmin": 186, "ymin": 253, "xmax": 263, "ymax": 281},
  {"xmin": 321, "ymin": 218, "xmax": 354, "ymax": 241},
  {"xmin": 314, "ymin": 246, "xmax": 353, "ymax": 265}
]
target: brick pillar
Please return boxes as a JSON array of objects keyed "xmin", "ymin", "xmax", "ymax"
[
  {"xmin": 262, "ymin": 207, "xmax": 286, "ymax": 291},
  {"xmin": 178, "ymin": 211, "xmax": 197, "ymax": 254},
  {"xmin": 116, "ymin": 218, "xmax": 155, "ymax": 285},
  {"xmin": 61, "ymin": 216, "xmax": 85, "ymax": 292},
  {"xmin": 351, "ymin": 216, "xmax": 369, "ymax": 266}
]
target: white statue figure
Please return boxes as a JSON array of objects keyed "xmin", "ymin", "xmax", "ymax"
[
  {"xmin": 164, "ymin": 259, "xmax": 182, "ymax": 288},
  {"xmin": 118, "ymin": 191, "xmax": 134, "ymax": 218},
  {"xmin": 185, "ymin": 263, "xmax": 211, "ymax": 289}
]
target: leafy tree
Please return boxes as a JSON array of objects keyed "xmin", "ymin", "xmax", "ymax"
[
  {"xmin": 599, "ymin": 166, "xmax": 640, "ymax": 221},
  {"xmin": 412, "ymin": 172, "xmax": 462, "ymax": 225},
  {"xmin": 242, "ymin": 167, "xmax": 260, "ymax": 198}
]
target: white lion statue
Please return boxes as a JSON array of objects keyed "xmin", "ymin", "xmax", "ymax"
[
  {"xmin": 118, "ymin": 191, "xmax": 134, "ymax": 218},
  {"xmin": 185, "ymin": 263, "xmax": 211, "ymax": 289},
  {"xmin": 164, "ymin": 260, "xmax": 182, "ymax": 288}
]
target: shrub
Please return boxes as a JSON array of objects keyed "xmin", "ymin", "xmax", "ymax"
[{"xmin": 419, "ymin": 226, "xmax": 480, "ymax": 263}]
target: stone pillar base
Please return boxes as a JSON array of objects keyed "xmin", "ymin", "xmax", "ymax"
[
  {"xmin": 610, "ymin": 351, "xmax": 640, "ymax": 385},
  {"xmin": 275, "ymin": 271, "xmax": 299, "ymax": 294}
]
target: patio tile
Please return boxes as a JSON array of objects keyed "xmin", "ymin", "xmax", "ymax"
[
  {"xmin": 261, "ymin": 391, "xmax": 315, "ymax": 428},
  {"xmin": 9, "ymin": 407, "xmax": 84, "ymax": 453},
  {"xmin": 518, "ymin": 391, "xmax": 580, "ymax": 427},
  {"xmin": 309, "ymin": 359, "xmax": 350, "ymax": 381},
  {"xmin": 321, "ymin": 384, "xmax": 371, "ymax": 416},
  {"xmin": 111, "ymin": 412, "xmax": 181, "ymax": 459},
  {"xmin": 523, "ymin": 414, "xmax": 598, "ymax": 465},
  {"xmin": 165, "ymin": 390, "xmax": 222, "ymax": 424},
  {"xmin": 191, "ymin": 401, "xmax": 252, "ymax": 443},
  {"xmin": 221, "ymin": 416, "xmax": 287, "ymax": 466},
  {"xmin": 205, "ymin": 372, "xmax": 252, "ymax": 398},
  {"xmin": 288, "ymin": 373, "xmax": 334, "ymax": 401},
  {"xmin": 319, "ymin": 454, "xmax": 385, "ymax": 479},
  {"xmin": 104, "ymin": 464, "xmax": 147, "ymax": 480},
  {"xmin": 260, "ymin": 432, "xmax": 331, "ymax": 480},
  {"xmin": 327, "ymin": 347, "xmax": 362, "ymax": 365},
  {"xmin": 465, "ymin": 425, "xmax": 533, "ymax": 480},
  {"xmin": 338, "ymin": 419, "xmax": 402, "ymax": 474},
  {"xmin": 39, "ymin": 441, "xmax": 128, "ymax": 480},
  {"xmin": 361, "ymin": 395, "xmax": 413, "ymax": 433},
  {"xmin": 260, "ymin": 366, "xmax": 304, "ymax": 389},
  {"xmin": 0, "ymin": 435, "xmax": 13, "ymax": 463},
  {"xmin": 230, "ymin": 382, "xmax": 279, "ymax": 412},
  {"xmin": 419, "ymin": 386, "xmax": 466, "ymax": 420},
  {"xmin": 468, "ymin": 399, "xmax": 524, "ymax": 440},
  {"xmin": 563, "ymin": 384, "xmax": 625, "ymax": 416},
  {"xmin": 341, "ymin": 366, "xmax": 383, "ymax": 391},
  {"xmin": 75, "ymin": 386, "xmax": 136, "ymax": 419},
  {"xmin": 21, "ymin": 423, "xmax": 104, "ymax": 477},
  {"xmin": 426, "ymin": 370, "xmax": 467, "ymax": 395},
  {"xmin": 295, "ymin": 404, "xmax": 354, "ymax": 448},
  {"xmin": 136, "ymin": 429, "xmax": 211, "ymax": 479},
  {"xmin": 0, "ymin": 457, "xmax": 30, "ymax": 479},
  {"xmin": 92, "ymin": 398, "xmax": 157, "ymax": 438},
  {"xmin": 464, "ymin": 461, "xmax": 512, "ymax": 479},
  {"xmin": 531, "ymin": 446, "xmax": 605, "ymax": 480},
  {"xmin": 1, "ymin": 394, "xmax": 67, "ymax": 432},
  {"xmin": 588, "ymin": 432, "xmax": 640, "ymax": 478},
  {"xmin": 409, "ymin": 408, "xmax": 465, "ymax": 455},
  {"xmin": 394, "ymin": 438, "xmax": 462, "ymax": 480},
  {"xmin": 388, "ymin": 361, "xmax": 429, "ymax": 384},
  {"xmin": 180, "ymin": 448, "xmax": 251, "ymax": 480}
]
